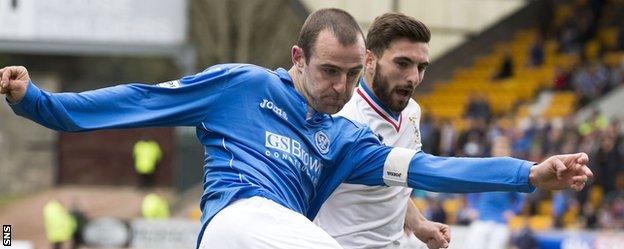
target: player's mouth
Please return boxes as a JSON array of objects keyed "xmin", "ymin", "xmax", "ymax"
[
  {"xmin": 394, "ymin": 87, "xmax": 412, "ymax": 99},
  {"xmin": 323, "ymin": 96, "xmax": 346, "ymax": 106}
]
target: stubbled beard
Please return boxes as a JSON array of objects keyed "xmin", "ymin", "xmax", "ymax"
[{"xmin": 371, "ymin": 63, "xmax": 410, "ymax": 114}]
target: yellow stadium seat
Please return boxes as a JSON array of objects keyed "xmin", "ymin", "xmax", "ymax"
[
  {"xmin": 529, "ymin": 215, "xmax": 553, "ymax": 231},
  {"xmin": 599, "ymin": 27, "xmax": 619, "ymax": 49},
  {"xmin": 538, "ymin": 200, "xmax": 553, "ymax": 216}
]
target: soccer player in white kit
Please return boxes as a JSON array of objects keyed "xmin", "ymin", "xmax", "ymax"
[{"xmin": 315, "ymin": 13, "xmax": 450, "ymax": 249}]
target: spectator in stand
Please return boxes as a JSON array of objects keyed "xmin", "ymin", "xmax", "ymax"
[
  {"xmin": 595, "ymin": 134, "xmax": 622, "ymax": 193},
  {"xmin": 510, "ymin": 218, "xmax": 539, "ymax": 249},
  {"xmin": 510, "ymin": 127, "xmax": 533, "ymax": 159},
  {"xmin": 44, "ymin": 199, "xmax": 76, "ymax": 249},
  {"xmin": 528, "ymin": 35, "xmax": 545, "ymax": 67},
  {"xmin": 543, "ymin": 118, "xmax": 565, "ymax": 156},
  {"xmin": 69, "ymin": 199, "xmax": 88, "ymax": 249},
  {"xmin": 598, "ymin": 193, "xmax": 624, "ymax": 229},
  {"xmin": 606, "ymin": 118, "xmax": 623, "ymax": 146},
  {"xmin": 553, "ymin": 66, "xmax": 571, "ymax": 91},
  {"xmin": 576, "ymin": 2, "xmax": 599, "ymax": 46},
  {"xmin": 606, "ymin": 60, "xmax": 624, "ymax": 92},
  {"xmin": 590, "ymin": 61, "xmax": 610, "ymax": 96},
  {"xmin": 572, "ymin": 64, "xmax": 598, "ymax": 107},
  {"xmin": 552, "ymin": 190, "xmax": 574, "ymax": 228},
  {"xmin": 617, "ymin": 25, "xmax": 624, "ymax": 50},
  {"xmin": 420, "ymin": 114, "xmax": 442, "ymax": 155},
  {"xmin": 493, "ymin": 51, "xmax": 514, "ymax": 80},
  {"xmin": 439, "ymin": 119, "xmax": 456, "ymax": 156},
  {"xmin": 557, "ymin": 22, "xmax": 581, "ymax": 54},
  {"xmin": 464, "ymin": 93, "xmax": 492, "ymax": 121},
  {"xmin": 133, "ymin": 139, "xmax": 162, "ymax": 189},
  {"xmin": 456, "ymin": 118, "xmax": 487, "ymax": 157},
  {"xmin": 464, "ymin": 136, "xmax": 527, "ymax": 249},
  {"xmin": 141, "ymin": 193, "xmax": 170, "ymax": 219},
  {"xmin": 425, "ymin": 196, "xmax": 447, "ymax": 224},
  {"xmin": 582, "ymin": 201, "xmax": 598, "ymax": 229}
]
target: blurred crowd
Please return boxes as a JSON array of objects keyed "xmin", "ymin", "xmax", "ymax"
[
  {"xmin": 412, "ymin": 0, "xmax": 624, "ymax": 238},
  {"xmin": 541, "ymin": 0, "xmax": 624, "ymax": 107},
  {"xmin": 417, "ymin": 111, "xmax": 623, "ymax": 230}
]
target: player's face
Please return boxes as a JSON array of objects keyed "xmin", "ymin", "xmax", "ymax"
[
  {"xmin": 299, "ymin": 29, "xmax": 365, "ymax": 114},
  {"xmin": 370, "ymin": 39, "xmax": 429, "ymax": 113}
]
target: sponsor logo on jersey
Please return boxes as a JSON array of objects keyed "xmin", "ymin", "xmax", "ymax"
[
  {"xmin": 314, "ymin": 131, "xmax": 330, "ymax": 154},
  {"xmin": 265, "ymin": 131, "xmax": 291, "ymax": 153},
  {"xmin": 386, "ymin": 171, "xmax": 402, "ymax": 177},
  {"xmin": 265, "ymin": 131, "xmax": 324, "ymax": 185},
  {"xmin": 260, "ymin": 99, "xmax": 288, "ymax": 120},
  {"xmin": 156, "ymin": 80, "xmax": 181, "ymax": 89},
  {"xmin": 408, "ymin": 115, "xmax": 421, "ymax": 144}
]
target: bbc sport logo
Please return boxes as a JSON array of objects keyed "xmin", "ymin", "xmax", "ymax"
[{"xmin": 2, "ymin": 225, "xmax": 10, "ymax": 246}]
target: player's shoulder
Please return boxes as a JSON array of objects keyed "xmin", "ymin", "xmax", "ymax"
[
  {"xmin": 330, "ymin": 116, "xmax": 381, "ymax": 147},
  {"xmin": 204, "ymin": 63, "xmax": 276, "ymax": 80},
  {"xmin": 179, "ymin": 63, "xmax": 268, "ymax": 82},
  {"xmin": 333, "ymin": 115, "xmax": 367, "ymax": 130},
  {"xmin": 180, "ymin": 64, "xmax": 282, "ymax": 90},
  {"xmin": 405, "ymin": 98, "xmax": 422, "ymax": 116}
]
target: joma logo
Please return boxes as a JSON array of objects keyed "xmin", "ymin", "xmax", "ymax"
[{"xmin": 260, "ymin": 99, "xmax": 288, "ymax": 120}]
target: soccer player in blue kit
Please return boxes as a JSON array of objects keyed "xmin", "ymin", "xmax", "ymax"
[{"xmin": 1, "ymin": 8, "xmax": 592, "ymax": 249}]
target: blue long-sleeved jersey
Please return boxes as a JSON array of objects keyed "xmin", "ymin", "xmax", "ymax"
[{"xmin": 9, "ymin": 64, "xmax": 535, "ymax": 245}]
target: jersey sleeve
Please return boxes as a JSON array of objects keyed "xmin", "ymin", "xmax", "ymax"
[
  {"xmin": 344, "ymin": 130, "xmax": 536, "ymax": 193},
  {"xmin": 9, "ymin": 65, "xmax": 249, "ymax": 131}
]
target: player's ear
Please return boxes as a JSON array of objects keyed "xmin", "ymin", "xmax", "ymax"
[
  {"xmin": 292, "ymin": 45, "xmax": 305, "ymax": 72},
  {"xmin": 365, "ymin": 50, "xmax": 376, "ymax": 72}
]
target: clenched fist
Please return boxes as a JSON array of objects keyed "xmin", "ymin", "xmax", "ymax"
[{"xmin": 0, "ymin": 66, "xmax": 31, "ymax": 104}]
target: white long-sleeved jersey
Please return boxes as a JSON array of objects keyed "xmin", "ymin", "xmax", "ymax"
[{"xmin": 315, "ymin": 80, "xmax": 423, "ymax": 248}]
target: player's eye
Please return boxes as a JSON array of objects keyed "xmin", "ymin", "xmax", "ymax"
[
  {"xmin": 347, "ymin": 70, "xmax": 360, "ymax": 78},
  {"xmin": 323, "ymin": 68, "xmax": 339, "ymax": 76},
  {"xmin": 396, "ymin": 61, "xmax": 410, "ymax": 68},
  {"xmin": 418, "ymin": 65, "xmax": 428, "ymax": 72}
]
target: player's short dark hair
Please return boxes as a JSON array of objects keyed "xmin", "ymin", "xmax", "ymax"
[
  {"xmin": 367, "ymin": 12, "xmax": 430, "ymax": 57},
  {"xmin": 297, "ymin": 8, "xmax": 364, "ymax": 63}
]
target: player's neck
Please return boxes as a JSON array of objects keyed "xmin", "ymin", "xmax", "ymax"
[
  {"xmin": 288, "ymin": 66, "xmax": 306, "ymax": 101},
  {"xmin": 362, "ymin": 72, "xmax": 401, "ymax": 116},
  {"xmin": 363, "ymin": 71, "xmax": 375, "ymax": 94},
  {"xmin": 288, "ymin": 66, "xmax": 317, "ymax": 118}
]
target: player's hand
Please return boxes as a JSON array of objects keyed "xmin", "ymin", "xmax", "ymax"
[
  {"xmin": 529, "ymin": 153, "xmax": 593, "ymax": 191},
  {"xmin": 0, "ymin": 66, "xmax": 31, "ymax": 104},
  {"xmin": 412, "ymin": 220, "xmax": 450, "ymax": 249}
]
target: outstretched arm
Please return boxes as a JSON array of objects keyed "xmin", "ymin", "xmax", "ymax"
[
  {"xmin": 346, "ymin": 131, "xmax": 592, "ymax": 193},
  {"xmin": 1, "ymin": 65, "xmax": 241, "ymax": 131}
]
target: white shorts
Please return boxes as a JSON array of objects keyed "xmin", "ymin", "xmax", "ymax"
[
  {"xmin": 464, "ymin": 220, "xmax": 510, "ymax": 249},
  {"xmin": 198, "ymin": 196, "xmax": 342, "ymax": 249}
]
